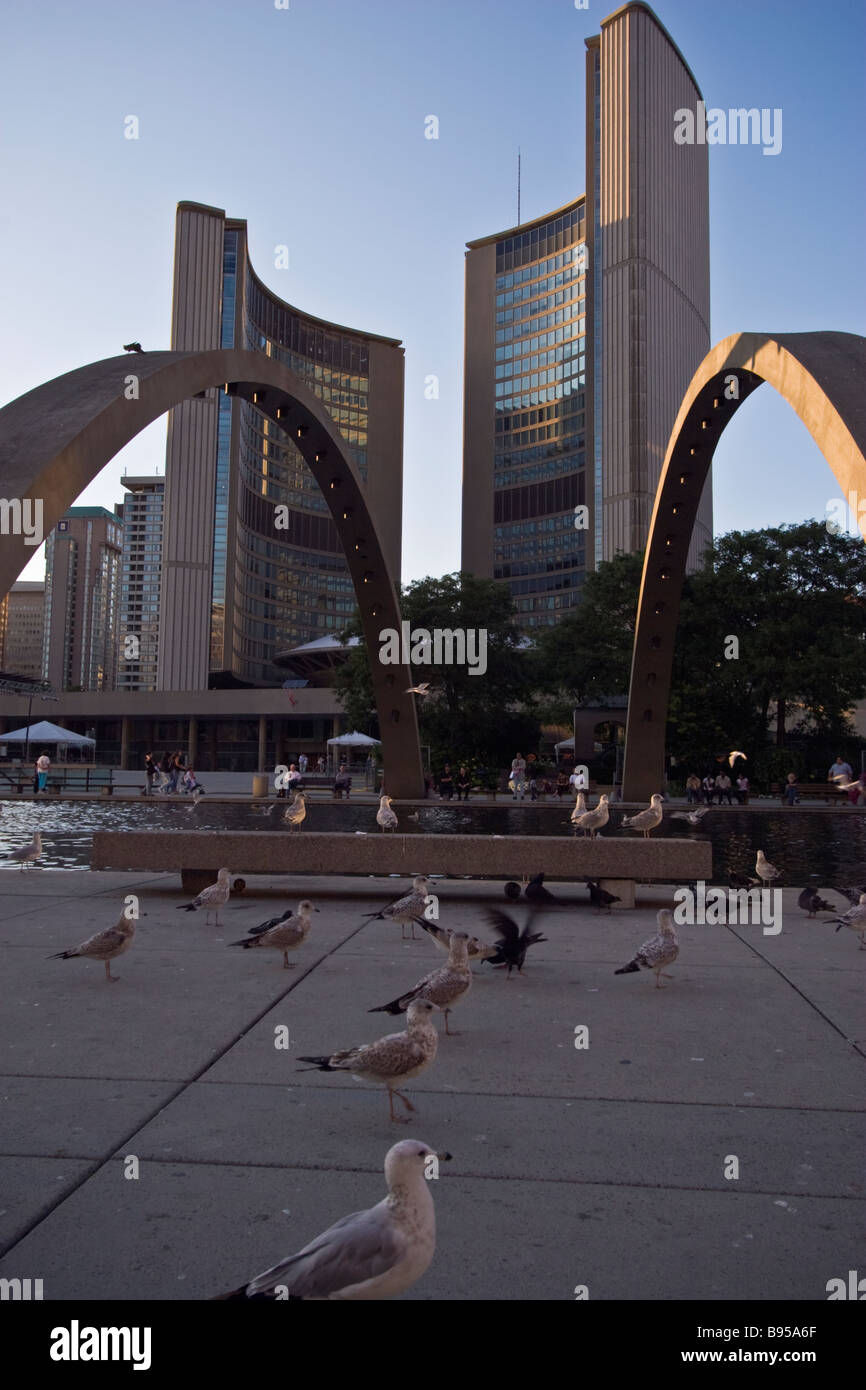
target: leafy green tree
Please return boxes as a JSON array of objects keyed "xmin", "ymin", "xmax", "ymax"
[{"xmin": 333, "ymin": 572, "xmax": 537, "ymax": 769}]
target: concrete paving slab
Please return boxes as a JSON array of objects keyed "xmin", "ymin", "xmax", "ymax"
[
  {"xmin": 114, "ymin": 1081, "xmax": 864, "ymax": 1199},
  {"xmin": 0, "ymin": 1158, "xmax": 860, "ymax": 1301},
  {"xmin": 0, "ymin": 1157, "xmax": 93, "ymax": 1251},
  {"xmin": 0, "ymin": 1077, "xmax": 177, "ymax": 1158}
]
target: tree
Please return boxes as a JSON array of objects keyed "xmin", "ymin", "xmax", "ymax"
[{"xmin": 333, "ymin": 572, "xmax": 537, "ymax": 769}]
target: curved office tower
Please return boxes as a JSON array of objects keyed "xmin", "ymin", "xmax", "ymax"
[
  {"xmin": 462, "ymin": 2, "xmax": 711, "ymax": 627},
  {"xmin": 156, "ymin": 203, "xmax": 404, "ymax": 690}
]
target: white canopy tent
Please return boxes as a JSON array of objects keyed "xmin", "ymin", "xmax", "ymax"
[
  {"xmin": 326, "ymin": 730, "xmax": 381, "ymax": 771},
  {"xmin": 0, "ymin": 720, "xmax": 96, "ymax": 762}
]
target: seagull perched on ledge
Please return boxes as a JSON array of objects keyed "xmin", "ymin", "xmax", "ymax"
[
  {"xmin": 214, "ymin": 1138, "xmax": 451, "ymax": 1300},
  {"xmin": 622, "ymin": 793, "xmax": 664, "ymax": 838},
  {"xmin": 283, "ymin": 792, "xmax": 306, "ymax": 830},
  {"xmin": 376, "ymin": 794, "xmax": 398, "ymax": 833},
  {"xmin": 570, "ymin": 791, "xmax": 587, "ymax": 829},
  {"xmin": 122, "ymin": 341, "xmax": 144, "ymax": 353},
  {"xmin": 615, "ymin": 909, "xmax": 679, "ymax": 988},
  {"xmin": 48, "ymin": 908, "xmax": 136, "ymax": 983},
  {"xmin": 573, "ymin": 794, "xmax": 609, "ymax": 839},
  {"xmin": 176, "ymin": 867, "xmax": 232, "ymax": 925},
  {"xmin": 9, "ymin": 831, "xmax": 42, "ymax": 870},
  {"xmin": 297, "ymin": 998, "xmax": 440, "ymax": 1123}
]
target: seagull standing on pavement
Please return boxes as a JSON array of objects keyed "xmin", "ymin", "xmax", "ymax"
[
  {"xmin": 48, "ymin": 907, "xmax": 136, "ymax": 983},
  {"xmin": 228, "ymin": 900, "xmax": 319, "ymax": 968},
  {"xmin": 214, "ymin": 1138, "xmax": 452, "ymax": 1300},
  {"xmin": 418, "ymin": 919, "xmax": 498, "ymax": 964},
  {"xmin": 176, "ymin": 867, "xmax": 232, "ymax": 925},
  {"xmin": 615, "ymin": 909, "xmax": 679, "ymax": 988},
  {"xmin": 822, "ymin": 893, "xmax": 866, "ymax": 949},
  {"xmin": 376, "ymin": 795, "xmax": 398, "ymax": 833},
  {"xmin": 622, "ymin": 793, "xmax": 664, "ymax": 838},
  {"xmin": 297, "ymin": 998, "xmax": 441, "ymax": 1122},
  {"xmin": 360, "ymin": 876, "xmax": 432, "ymax": 940},
  {"xmin": 369, "ymin": 932, "xmax": 473, "ymax": 1036}
]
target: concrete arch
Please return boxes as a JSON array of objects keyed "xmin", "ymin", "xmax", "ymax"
[
  {"xmin": 622, "ymin": 331, "xmax": 866, "ymax": 803},
  {"xmin": 0, "ymin": 349, "xmax": 424, "ymax": 797}
]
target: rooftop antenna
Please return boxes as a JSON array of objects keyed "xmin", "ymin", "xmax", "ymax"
[{"xmin": 517, "ymin": 146, "xmax": 521, "ymax": 226}]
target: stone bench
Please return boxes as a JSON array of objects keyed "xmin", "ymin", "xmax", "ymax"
[{"xmin": 90, "ymin": 830, "xmax": 713, "ymax": 905}]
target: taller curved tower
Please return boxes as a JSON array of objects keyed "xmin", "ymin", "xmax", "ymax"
[
  {"xmin": 461, "ymin": 2, "xmax": 710, "ymax": 627},
  {"xmin": 154, "ymin": 202, "xmax": 404, "ymax": 690}
]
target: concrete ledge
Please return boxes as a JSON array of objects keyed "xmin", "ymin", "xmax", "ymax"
[{"xmin": 91, "ymin": 831, "xmax": 712, "ymax": 898}]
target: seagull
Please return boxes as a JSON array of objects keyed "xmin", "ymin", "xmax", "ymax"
[
  {"xmin": 297, "ymin": 997, "xmax": 440, "ymax": 1122},
  {"xmin": 214, "ymin": 1138, "xmax": 452, "ymax": 1300},
  {"xmin": 405, "ymin": 683, "xmax": 431, "ymax": 697},
  {"xmin": 228, "ymin": 900, "xmax": 318, "ymax": 968},
  {"xmin": 587, "ymin": 879, "xmax": 620, "ymax": 913},
  {"xmin": 123, "ymin": 342, "xmax": 144, "ymax": 353},
  {"xmin": 483, "ymin": 908, "xmax": 547, "ymax": 977},
  {"xmin": 755, "ymin": 849, "xmax": 781, "ymax": 884},
  {"xmin": 622, "ymin": 793, "xmax": 664, "ymax": 838},
  {"xmin": 9, "ymin": 831, "xmax": 42, "ymax": 870},
  {"xmin": 832, "ymin": 779, "xmax": 861, "ymax": 791},
  {"xmin": 728, "ymin": 751, "xmax": 747, "ymax": 768},
  {"xmin": 418, "ymin": 920, "xmax": 497, "ymax": 964},
  {"xmin": 834, "ymin": 884, "xmax": 866, "ymax": 906},
  {"xmin": 822, "ymin": 893, "xmax": 866, "ymax": 948},
  {"xmin": 360, "ymin": 876, "xmax": 432, "ymax": 940},
  {"xmin": 615, "ymin": 908, "xmax": 679, "ymax": 988},
  {"xmin": 797, "ymin": 887, "xmax": 836, "ymax": 918},
  {"xmin": 524, "ymin": 872, "xmax": 557, "ymax": 904},
  {"xmin": 370, "ymin": 933, "xmax": 472, "ymax": 1036},
  {"xmin": 570, "ymin": 792, "xmax": 588, "ymax": 828},
  {"xmin": 284, "ymin": 792, "xmax": 306, "ymax": 830},
  {"xmin": 573, "ymin": 794, "xmax": 609, "ymax": 838},
  {"xmin": 376, "ymin": 794, "xmax": 398, "ymax": 833},
  {"xmin": 175, "ymin": 867, "xmax": 232, "ymax": 925},
  {"xmin": 671, "ymin": 806, "xmax": 710, "ymax": 826},
  {"xmin": 48, "ymin": 908, "xmax": 136, "ymax": 983}
]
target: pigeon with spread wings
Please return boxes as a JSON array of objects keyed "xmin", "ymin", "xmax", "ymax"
[{"xmin": 482, "ymin": 907, "xmax": 548, "ymax": 976}]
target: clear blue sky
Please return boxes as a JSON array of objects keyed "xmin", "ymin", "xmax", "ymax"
[{"xmin": 1, "ymin": 0, "xmax": 864, "ymax": 585}]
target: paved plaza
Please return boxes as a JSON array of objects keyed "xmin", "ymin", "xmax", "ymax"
[{"xmin": 0, "ymin": 868, "xmax": 863, "ymax": 1301}]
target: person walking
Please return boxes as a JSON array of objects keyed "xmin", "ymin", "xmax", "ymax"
[
  {"xmin": 36, "ymin": 749, "xmax": 51, "ymax": 794},
  {"xmin": 316, "ymin": 754, "xmax": 325, "ymax": 774},
  {"xmin": 456, "ymin": 766, "xmax": 471, "ymax": 802},
  {"xmin": 169, "ymin": 751, "xmax": 186, "ymax": 793},
  {"xmin": 510, "ymin": 753, "xmax": 527, "ymax": 801},
  {"xmin": 298, "ymin": 753, "xmax": 308, "ymax": 776},
  {"xmin": 144, "ymin": 752, "xmax": 157, "ymax": 796},
  {"xmin": 556, "ymin": 769, "xmax": 569, "ymax": 799}
]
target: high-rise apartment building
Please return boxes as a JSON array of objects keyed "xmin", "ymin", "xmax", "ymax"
[
  {"xmin": 116, "ymin": 476, "xmax": 164, "ymax": 692},
  {"xmin": 0, "ymin": 581, "xmax": 45, "ymax": 679},
  {"xmin": 42, "ymin": 508, "xmax": 123, "ymax": 691},
  {"xmin": 157, "ymin": 202, "xmax": 405, "ymax": 691},
  {"xmin": 462, "ymin": 2, "xmax": 711, "ymax": 627}
]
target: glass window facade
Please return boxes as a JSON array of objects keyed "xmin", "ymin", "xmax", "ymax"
[
  {"xmin": 213, "ymin": 232, "xmax": 377, "ymax": 684},
  {"xmin": 491, "ymin": 203, "xmax": 587, "ymax": 627}
]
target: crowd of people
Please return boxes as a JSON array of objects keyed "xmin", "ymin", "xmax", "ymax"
[{"xmin": 685, "ymin": 770, "xmax": 750, "ymax": 805}]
